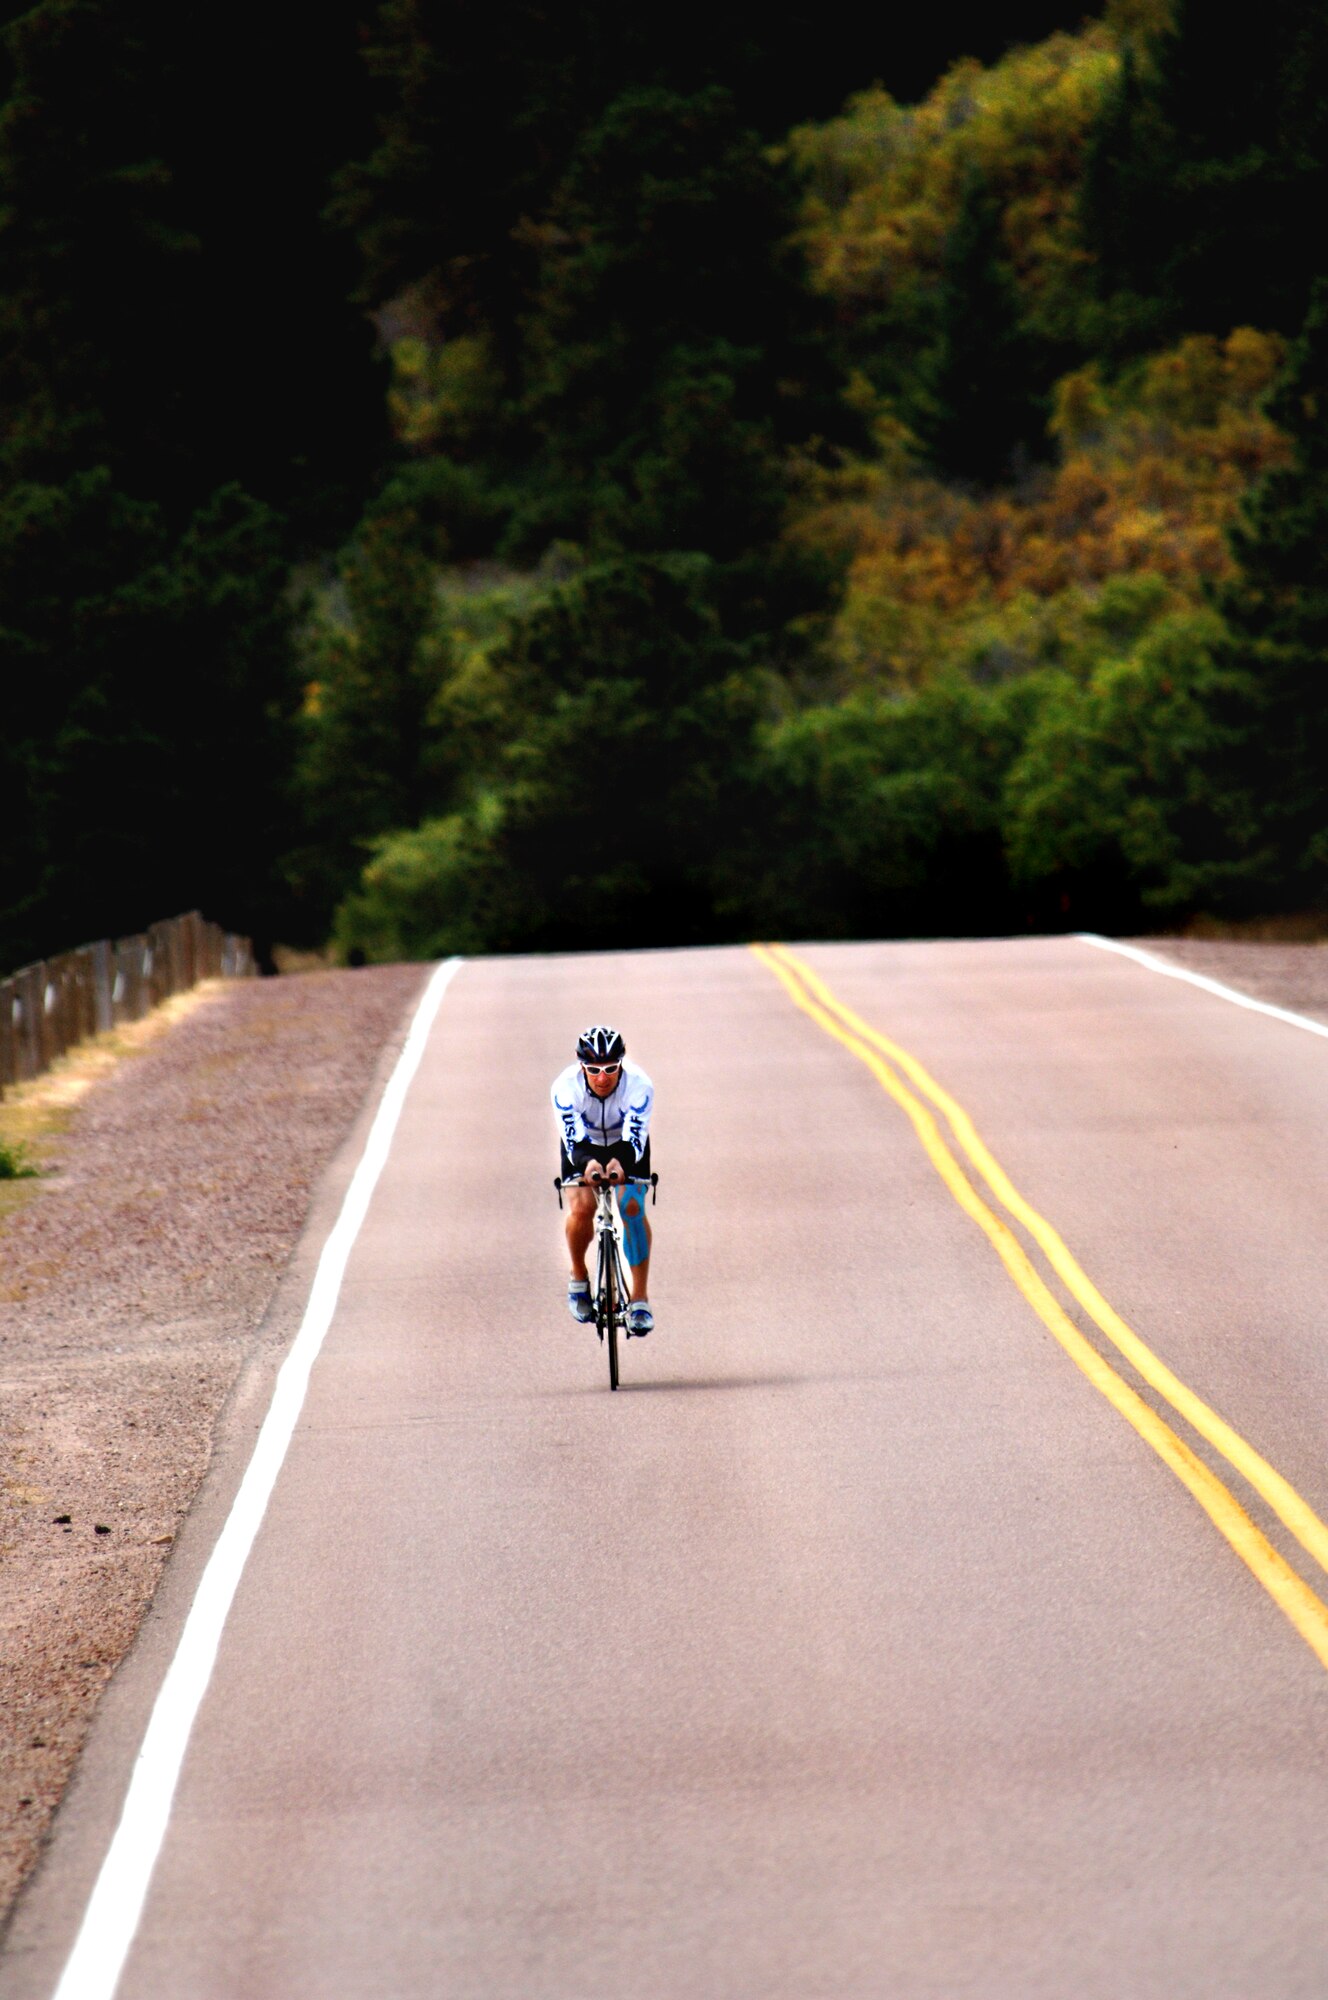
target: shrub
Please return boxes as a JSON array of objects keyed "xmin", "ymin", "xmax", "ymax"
[
  {"xmin": 1001, "ymin": 606, "xmax": 1233, "ymax": 925},
  {"xmin": 0, "ymin": 1138, "xmax": 39, "ymax": 1180}
]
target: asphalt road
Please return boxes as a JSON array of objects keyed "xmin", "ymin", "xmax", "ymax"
[{"xmin": 8, "ymin": 937, "xmax": 1328, "ymax": 1998}]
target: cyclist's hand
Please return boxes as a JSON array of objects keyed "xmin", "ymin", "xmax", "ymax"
[
  {"xmin": 583, "ymin": 1159, "xmax": 606, "ymax": 1183},
  {"xmin": 605, "ymin": 1158, "xmax": 626, "ymax": 1184}
]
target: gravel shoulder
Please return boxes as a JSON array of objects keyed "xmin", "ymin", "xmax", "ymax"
[
  {"xmin": 1125, "ymin": 935, "xmax": 1328, "ymax": 1024},
  {"xmin": 0, "ymin": 964, "xmax": 425, "ymax": 1930}
]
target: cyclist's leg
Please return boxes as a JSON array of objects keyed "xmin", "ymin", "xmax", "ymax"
[
  {"xmin": 622, "ymin": 1205, "xmax": 651, "ymax": 1303},
  {"xmin": 615, "ymin": 1142, "xmax": 652, "ymax": 1306},
  {"xmin": 565, "ymin": 1193, "xmax": 595, "ymax": 1280},
  {"xmin": 560, "ymin": 1146, "xmax": 595, "ymax": 1282}
]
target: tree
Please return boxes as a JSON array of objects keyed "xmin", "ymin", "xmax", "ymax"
[
  {"xmin": 913, "ymin": 168, "xmax": 1047, "ymax": 486},
  {"xmin": 716, "ymin": 674, "xmax": 1040, "ymax": 939},
  {"xmin": 0, "ymin": 477, "xmax": 294, "ymax": 964},
  {"xmin": 1079, "ymin": 0, "xmax": 1328, "ymax": 355},
  {"xmin": 0, "ymin": 0, "xmax": 381, "ymax": 534},
  {"xmin": 334, "ymin": 554, "xmax": 760, "ymax": 957},
  {"xmin": 1075, "ymin": 39, "xmax": 1175, "ymax": 359},
  {"xmin": 290, "ymin": 512, "xmax": 443, "ymax": 936},
  {"xmin": 0, "ymin": 0, "xmax": 385, "ymax": 965},
  {"xmin": 334, "ymin": 0, "xmax": 1093, "ymax": 323},
  {"xmin": 333, "ymin": 1, "xmax": 1091, "ymax": 569},
  {"xmin": 1001, "ymin": 609, "xmax": 1235, "ymax": 927},
  {"xmin": 511, "ymin": 86, "xmax": 835, "ymax": 570},
  {"xmin": 1162, "ymin": 282, "xmax": 1328, "ymax": 915}
]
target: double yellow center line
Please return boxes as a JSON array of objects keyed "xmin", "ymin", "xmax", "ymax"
[{"xmin": 752, "ymin": 941, "xmax": 1328, "ymax": 1672}]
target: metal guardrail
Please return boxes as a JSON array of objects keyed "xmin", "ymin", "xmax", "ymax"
[{"xmin": 0, "ymin": 911, "xmax": 255, "ymax": 1099}]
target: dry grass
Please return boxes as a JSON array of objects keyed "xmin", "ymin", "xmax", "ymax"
[
  {"xmin": 1178, "ymin": 912, "xmax": 1328, "ymax": 944},
  {"xmin": 0, "ymin": 983, "xmax": 226, "ymax": 1222},
  {"xmin": 271, "ymin": 942, "xmax": 337, "ymax": 975}
]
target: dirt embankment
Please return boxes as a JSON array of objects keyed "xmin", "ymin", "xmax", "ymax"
[{"xmin": 0, "ymin": 964, "xmax": 425, "ymax": 1929}]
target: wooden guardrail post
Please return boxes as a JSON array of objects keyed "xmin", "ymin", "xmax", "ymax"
[
  {"xmin": 1, "ymin": 910, "xmax": 256, "ymax": 1101},
  {"xmin": 20, "ymin": 968, "xmax": 39, "ymax": 1080},
  {"xmin": 91, "ymin": 939, "xmax": 113, "ymax": 1035},
  {"xmin": 144, "ymin": 926, "xmax": 163, "ymax": 1010},
  {"xmin": 0, "ymin": 978, "xmax": 15, "ymax": 1094},
  {"xmin": 36, "ymin": 966, "xmax": 55, "ymax": 1073},
  {"xmin": 10, "ymin": 974, "xmax": 27, "ymax": 1085}
]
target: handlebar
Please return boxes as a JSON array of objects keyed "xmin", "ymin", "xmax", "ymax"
[{"xmin": 553, "ymin": 1172, "xmax": 658, "ymax": 1209}]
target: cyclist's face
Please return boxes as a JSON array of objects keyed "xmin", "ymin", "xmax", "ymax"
[{"xmin": 582, "ymin": 1060, "xmax": 621, "ymax": 1097}]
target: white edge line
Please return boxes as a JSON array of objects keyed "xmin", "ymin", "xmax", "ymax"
[
  {"xmin": 1076, "ymin": 934, "xmax": 1328, "ymax": 1042},
  {"xmin": 51, "ymin": 956, "xmax": 464, "ymax": 2000}
]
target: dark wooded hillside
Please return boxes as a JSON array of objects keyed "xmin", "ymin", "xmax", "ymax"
[{"xmin": 4, "ymin": 1, "xmax": 1326, "ymax": 965}]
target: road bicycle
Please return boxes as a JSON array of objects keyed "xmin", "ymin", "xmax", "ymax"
[{"xmin": 554, "ymin": 1173, "xmax": 658, "ymax": 1391}]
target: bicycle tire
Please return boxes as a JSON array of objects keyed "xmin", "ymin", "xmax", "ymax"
[{"xmin": 602, "ymin": 1241, "xmax": 619, "ymax": 1391}]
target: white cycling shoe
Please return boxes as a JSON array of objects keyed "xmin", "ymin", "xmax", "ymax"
[
  {"xmin": 626, "ymin": 1301, "xmax": 654, "ymax": 1336},
  {"xmin": 567, "ymin": 1281, "xmax": 595, "ymax": 1325}
]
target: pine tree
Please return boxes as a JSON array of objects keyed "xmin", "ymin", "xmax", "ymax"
[
  {"xmin": 1164, "ymin": 281, "xmax": 1328, "ymax": 914},
  {"xmin": 0, "ymin": 0, "xmax": 380, "ymax": 534},
  {"xmin": 1076, "ymin": 39, "xmax": 1175, "ymax": 359},
  {"xmin": 1079, "ymin": 0, "xmax": 1328, "ymax": 353},
  {"xmin": 292, "ymin": 510, "xmax": 442, "ymax": 929},
  {"xmin": 334, "ymin": 0, "xmax": 1092, "ymax": 322},
  {"xmin": 0, "ymin": 0, "xmax": 384, "ymax": 963},
  {"xmin": 914, "ymin": 169, "xmax": 1046, "ymax": 487},
  {"xmin": 513, "ymin": 85, "xmax": 824, "ymax": 567}
]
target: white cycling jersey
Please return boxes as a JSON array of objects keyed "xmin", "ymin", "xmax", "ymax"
[{"xmin": 551, "ymin": 1058, "xmax": 654, "ymax": 1164}]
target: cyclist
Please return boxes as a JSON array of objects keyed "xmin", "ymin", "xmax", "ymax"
[{"xmin": 552, "ymin": 1025, "xmax": 654, "ymax": 1334}]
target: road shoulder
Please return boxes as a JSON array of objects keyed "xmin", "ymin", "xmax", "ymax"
[{"xmin": 0, "ymin": 964, "xmax": 426, "ymax": 1944}]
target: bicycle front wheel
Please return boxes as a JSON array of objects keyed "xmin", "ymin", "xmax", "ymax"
[{"xmin": 599, "ymin": 1240, "xmax": 619, "ymax": 1391}]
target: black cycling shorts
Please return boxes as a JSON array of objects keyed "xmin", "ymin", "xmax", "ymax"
[{"xmin": 559, "ymin": 1139, "xmax": 652, "ymax": 1183}]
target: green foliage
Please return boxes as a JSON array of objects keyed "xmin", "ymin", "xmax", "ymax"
[
  {"xmin": 324, "ymin": 9, "xmax": 1328, "ymax": 952},
  {"xmin": 365, "ymin": 456, "xmax": 512, "ymax": 565},
  {"xmin": 1160, "ymin": 283, "xmax": 1328, "ymax": 915},
  {"xmin": 1075, "ymin": 39, "xmax": 1174, "ymax": 359},
  {"xmin": 0, "ymin": 474, "xmax": 294, "ymax": 963},
  {"xmin": 788, "ymin": 27, "xmax": 1121, "ymax": 415},
  {"xmin": 387, "ymin": 334, "xmax": 507, "ymax": 457},
  {"xmin": 0, "ymin": 1138, "xmax": 40, "ymax": 1181},
  {"xmin": 949, "ymin": 575, "xmax": 1175, "ymax": 686},
  {"xmin": 334, "ymin": 794, "xmax": 516, "ymax": 962},
  {"xmin": 797, "ymin": 326, "xmax": 1285, "ymax": 697},
  {"xmin": 349, "ymin": 69, "xmax": 857, "ymax": 629},
  {"xmin": 1002, "ymin": 608, "xmax": 1234, "ymax": 923},
  {"xmin": 717, "ymin": 674, "xmax": 1047, "ymax": 939},
  {"xmin": 912, "ymin": 168, "xmax": 1048, "ymax": 486},
  {"xmin": 0, "ymin": 0, "xmax": 382, "ymax": 966},
  {"xmin": 7, "ymin": 0, "xmax": 1326, "ymax": 965},
  {"xmin": 335, "ymin": 554, "xmax": 761, "ymax": 956},
  {"xmin": 0, "ymin": 0, "xmax": 379, "ymax": 531},
  {"xmin": 509, "ymin": 85, "xmax": 821, "ymax": 565},
  {"xmin": 291, "ymin": 510, "xmax": 446, "ymax": 931},
  {"xmin": 1079, "ymin": 0, "xmax": 1328, "ymax": 357},
  {"xmin": 333, "ymin": 1, "xmax": 1091, "ymax": 322}
]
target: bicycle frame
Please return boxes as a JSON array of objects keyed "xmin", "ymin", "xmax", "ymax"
[
  {"xmin": 591, "ymin": 1181, "xmax": 628, "ymax": 1325},
  {"xmin": 554, "ymin": 1173, "xmax": 658, "ymax": 1390}
]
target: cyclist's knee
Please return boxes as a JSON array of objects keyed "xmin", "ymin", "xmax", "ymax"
[{"xmin": 565, "ymin": 1190, "xmax": 594, "ymax": 1236}]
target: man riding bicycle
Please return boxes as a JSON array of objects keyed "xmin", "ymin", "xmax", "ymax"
[{"xmin": 552, "ymin": 1025, "xmax": 654, "ymax": 1335}]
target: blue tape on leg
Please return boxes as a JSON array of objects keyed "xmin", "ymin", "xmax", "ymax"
[{"xmin": 617, "ymin": 1184, "xmax": 649, "ymax": 1267}]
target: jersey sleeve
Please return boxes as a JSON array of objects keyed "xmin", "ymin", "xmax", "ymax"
[
  {"xmin": 623, "ymin": 1067, "xmax": 654, "ymax": 1163},
  {"xmin": 551, "ymin": 1069, "xmax": 587, "ymax": 1160}
]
